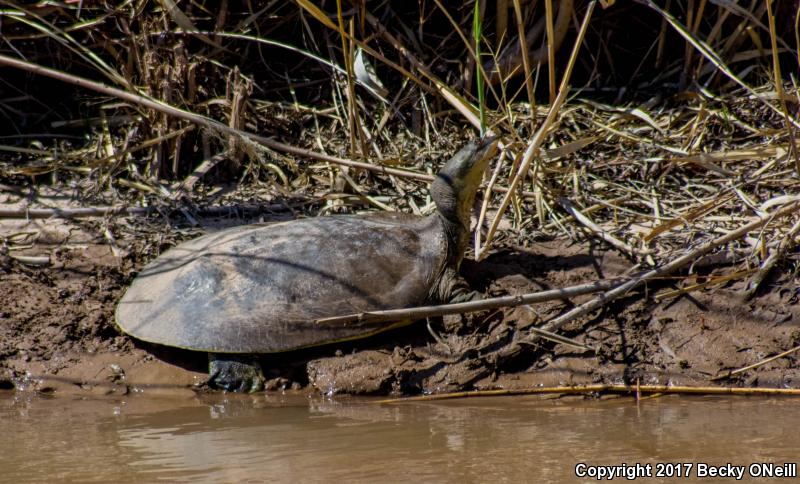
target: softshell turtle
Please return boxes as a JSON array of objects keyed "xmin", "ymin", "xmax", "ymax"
[{"xmin": 116, "ymin": 137, "xmax": 499, "ymax": 392}]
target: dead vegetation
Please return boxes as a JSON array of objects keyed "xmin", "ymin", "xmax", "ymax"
[{"xmin": 2, "ymin": 0, "xmax": 800, "ymax": 394}]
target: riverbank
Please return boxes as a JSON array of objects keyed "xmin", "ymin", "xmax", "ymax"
[{"xmin": 3, "ymin": 195, "xmax": 799, "ymax": 397}]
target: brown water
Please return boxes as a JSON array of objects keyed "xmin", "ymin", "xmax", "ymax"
[{"xmin": 1, "ymin": 392, "xmax": 798, "ymax": 483}]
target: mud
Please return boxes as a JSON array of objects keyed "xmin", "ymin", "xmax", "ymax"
[{"xmin": 3, "ymin": 197, "xmax": 800, "ymax": 397}]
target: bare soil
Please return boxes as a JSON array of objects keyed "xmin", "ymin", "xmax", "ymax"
[{"xmin": 3, "ymin": 199, "xmax": 800, "ymax": 397}]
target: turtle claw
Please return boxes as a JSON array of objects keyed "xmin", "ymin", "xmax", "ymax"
[{"xmin": 208, "ymin": 355, "xmax": 265, "ymax": 393}]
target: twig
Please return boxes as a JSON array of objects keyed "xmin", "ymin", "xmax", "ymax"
[
  {"xmin": 0, "ymin": 53, "xmax": 432, "ymax": 182},
  {"xmin": 335, "ymin": 3, "xmax": 366, "ymax": 158},
  {"xmin": 512, "ymin": 0, "xmax": 536, "ymax": 120},
  {"xmin": 638, "ymin": 0, "xmax": 800, "ymax": 129},
  {"xmin": 376, "ymin": 383, "xmax": 800, "ymax": 403},
  {"xmin": 544, "ymin": 0, "xmax": 556, "ymax": 103},
  {"xmin": 655, "ymin": 268, "xmax": 755, "ymax": 302},
  {"xmin": 743, "ymin": 216, "xmax": 800, "ymax": 300},
  {"xmin": 531, "ymin": 200, "xmax": 800, "ymax": 339},
  {"xmin": 8, "ymin": 254, "xmax": 50, "ymax": 266},
  {"xmin": 0, "ymin": 53, "xmax": 533, "ymax": 199},
  {"xmin": 525, "ymin": 326, "xmax": 596, "ymax": 352},
  {"xmin": 172, "ymin": 152, "xmax": 229, "ymax": 198},
  {"xmin": 477, "ymin": 0, "xmax": 596, "ymax": 260},
  {"xmin": 0, "ymin": 206, "xmax": 156, "ymax": 219},
  {"xmin": 95, "ymin": 125, "xmax": 196, "ymax": 169},
  {"xmin": 0, "ymin": 202, "xmax": 299, "ymax": 220},
  {"xmin": 559, "ymin": 197, "xmax": 646, "ymax": 258},
  {"xmin": 765, "ymin": 0, "xmax": 800, "ymax": 176},
  {"xmin": 314, "ymin": 277, "xmax": 626, "ymax": 326},
  {"xmin": 364, "ymin": 11, "xmax": 486, "ymax": 132},
  {"xmin": 475, "ymin": 147, "xmax": 508, "ymax": 250},
  {"xmin": 711, "ymin": 344, "xmax": 800, "ymax": 381}
]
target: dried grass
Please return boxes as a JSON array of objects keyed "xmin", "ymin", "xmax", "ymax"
[{"xmin": 1, "ymin": 0, "xmax": 799, "ymax": 306}]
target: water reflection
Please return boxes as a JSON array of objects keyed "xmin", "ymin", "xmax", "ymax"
[{"xmin": 2, "ymin": 393, "xmax": 798, "ymax": 482}]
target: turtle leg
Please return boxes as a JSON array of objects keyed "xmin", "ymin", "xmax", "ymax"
[
  {"xmin": 435, "ymin": 267, "xmax": 485, "ymax": 303},
  {"xmin": 446, "ymin": 273, "xmax": 485, "ymax": 303},
  {"xmin": 448, "ymin": 285, "xmax": 484, "ymax": 303},
  {"xmin": 207, "ymin": 354, "xmax": 265, "ymax": 393}
]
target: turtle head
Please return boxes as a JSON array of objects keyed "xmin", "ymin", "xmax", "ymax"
[{"xmin": 431, "ymin": 135, "xmax": 499, "ymax": 231}]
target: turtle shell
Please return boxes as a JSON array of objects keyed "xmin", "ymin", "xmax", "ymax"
[{"xmin": 115, "ymin": 213, "xmax": 447, "ymax": 353}]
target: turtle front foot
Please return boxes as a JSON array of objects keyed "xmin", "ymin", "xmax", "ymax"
[
  {"xmin": 448, "ymin": 288, "xmax": 484, "ymax": 303},
  {"xmin": 207, "ymin": 354, "xmax": 265, "ymax": 393},
  {"xmin": 448, "ymin": 278, "xmax": 485, "ymax": 303},
  {"xmin": 440, "ymin": 270, "xmax": 484, "ymax": 303}
]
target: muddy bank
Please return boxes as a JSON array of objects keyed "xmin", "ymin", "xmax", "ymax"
[{"xmin": 2, "ymin": 209, "xmax": 800, "ymax": 397}]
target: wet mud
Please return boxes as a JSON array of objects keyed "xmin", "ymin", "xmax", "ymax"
[{"xmin": 3, "ymin": 211, "xmax": 800, "ymax": 397}]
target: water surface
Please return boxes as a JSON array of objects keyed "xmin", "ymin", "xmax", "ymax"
[{"xmin": 2, "ymin": 392, "xmax": 797, "ymax": 482}]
